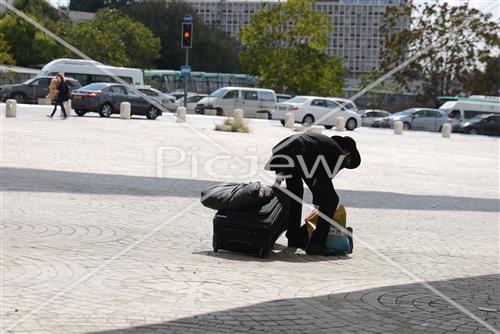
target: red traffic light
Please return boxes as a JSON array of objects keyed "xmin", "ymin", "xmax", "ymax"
[{"xmin": 181, "ymin": 23, "xmax": 193, "ymax": 48}]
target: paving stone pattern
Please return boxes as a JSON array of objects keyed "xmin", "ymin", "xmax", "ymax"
[{"xmin": 1, "ymin": 113, "xmax": 499, "ymax": 333}]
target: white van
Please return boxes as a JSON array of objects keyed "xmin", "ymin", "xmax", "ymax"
[
  {"xmin": 38, "ymin": 58, "xmax": 144, "ymax": 86},
  {"xmin": 194, "ymin": 86, "xmax": 277, "ymax": 118},
  {"xmin": 439, "ymin": 95, "xmax": 500, "ymax": 121}
]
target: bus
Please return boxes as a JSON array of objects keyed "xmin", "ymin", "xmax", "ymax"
[
  {"xmin": 144, "ymin": 69, "xmax": 259, "ymax": 94},
  {"xmin": 38, "ymin": 58, "xmax": 144, "ymax": 87}
]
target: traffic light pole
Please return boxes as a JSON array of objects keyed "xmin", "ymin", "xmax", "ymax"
[
  {"xmin": 181, "ymin": 16, "xmax": 192, "ymax": 108},
  {"xmin": 184, "ymin": 48, "xmax": 189, "ymax": 108}
]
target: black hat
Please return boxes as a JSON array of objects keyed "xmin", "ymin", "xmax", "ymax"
[{"xmin": 331, "ymin": 136, "xmax": 361, "ymax": 169}]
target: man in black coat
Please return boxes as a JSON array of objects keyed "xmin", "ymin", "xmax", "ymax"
[{"xmin": 265, "ymin": 133, "xmax": 361, "ymax": 255}]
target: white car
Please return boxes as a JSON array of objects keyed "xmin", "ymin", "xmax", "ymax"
[
  {"xmin": 175, "ymin": 94, "xmax": 208, "ymax": 113},
  {"xmin": 360, "ymin": 109, "xmax": 390, "ymax": 127},
  {"xmin": 271, "ymin": 96, "xmax": 362, "ymax": 130},
  {"xmin": 328, "ymin": 97, "xmax": 359, "ymax": 114}
]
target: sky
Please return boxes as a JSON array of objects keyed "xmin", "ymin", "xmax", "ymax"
[{"xmin": 49, "ymin": 0, "xmax": 499, "ymax": 19}]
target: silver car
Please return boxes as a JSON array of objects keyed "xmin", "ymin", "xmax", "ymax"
[
  {"xmin": 360, "ymin": 109, "xmax": 390, "ymax": 127},
  {"xmin": 138, "ymin": 87, "xmax": 177, "ymax": 112},
  {"xmin": 175, "ymin": 94, "xmax": 208, "ymax": 113},
  {"xmin": 372, "ymin": 108, "xmax": 448, "ymax": 131}
]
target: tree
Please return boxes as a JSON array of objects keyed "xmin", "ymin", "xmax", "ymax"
[
  {"xmin": 358, "ymin": 69, "xmax": 397, "ymax": 108},
  {"xmin": 240, "ymin": 0, "xmax": 346, "ymax": 95},
  {"xmin": 0, "ymin": 0, "xmax": 70, "ymax": 66},
  {"xmin": 69, "ymin": 0, "xmax": 133, "ymax": 12},
  {"xmin": 0, "ymin": 13, "xmax": 65, "ymax": 66},
  {"xmin": 120, "ymin": 1, "xmax": 241, "ymax": 72},
  {"xmin": 69, "ymin": 0, "xmax": 107, "ymax": 12},
  {"xmin": 13, "ymin": 0, "xmax": 63, "ymax": 21},
  {"xmin": 68, "ymin": 0, "xmax": 242, "ymax": 72},
  {"xmin": 464, "ymin": 56, "xmax": 500, "ymax": 96},
  {"xmin": 67, "ymin": 9, "xmax": 161, "ymax": 68},
  {"xmin": 67, "ymin": 19, "xmax": 128, "ymax": 66},
  {"xmin": 0, "ymin": 14, "xmax": 34, "ymax": 65},
  {"xmin": 381, "ymin": 1, "xmax": 500, "ymax": 103},
  {"xmin": 0, "ymin": 33, "xmax": 15, "ymax": 65},
  {"xmin": 0, "ymin": 1, "xmax": 160, "ymax": 68}
]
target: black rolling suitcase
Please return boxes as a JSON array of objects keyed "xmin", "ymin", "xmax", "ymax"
[{"xmin": 212, "ymin": 188, "xmax": 290, "ymax": 258}]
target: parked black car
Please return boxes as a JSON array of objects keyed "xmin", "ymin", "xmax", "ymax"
[
  {"xmin": 456, "ymin": 114, "xmax": 500, "ymax": 136},
  {"xmin": 71, "ymin": 83, "xmax": 163, "ymax": 119},
  {"xmin": 0, "ymin": 76, "xmax": 81, "ymax": 104}
]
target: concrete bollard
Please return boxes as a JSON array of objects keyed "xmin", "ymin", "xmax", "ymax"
[
  {"xmin": 234, "ymin": 109, "xmax": 244, "ymax": 123},
  {"xmin": 6, "ymin": 99, "xmax": 16, "ymax": 118},
  {"xmin": 177, "ymin": 106, "xmax": 186, "ymax": 122},
  {"xmin": 335, "ymin": 116, "xmax": 346, "ymax": 131},
  {"xmin": 120, "ymin": 102, "xmax": 131, "ymax": 119},
  {"xmin": 285, "ymin": 113, "xmax": 295, "ymax": 128},
  {"xmin": 394, "ymin": 121, "xmax": 403, "ymax": 134},
  {"xmin": 441, "ymin": 123, "xmax": 452, "ymax": 138}
]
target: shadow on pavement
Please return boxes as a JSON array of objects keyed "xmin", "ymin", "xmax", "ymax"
[
  {"xmin": 2, "ymin": 167, "xmax": 499, "ymax": 212},
  {"xmin": 191, "ymin": 247, "xmax": 349, "ymax": 263},
  {"xmin": 88, "ymin": 274, "xmax": 499, "ymax": 334},
  {"xmin": 1, "ymin": 166, "xmax": 216, "ymax": 198}
]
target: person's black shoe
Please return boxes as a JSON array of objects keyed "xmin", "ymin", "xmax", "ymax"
[
  {"xmin": 288, "ymin": 225, "xmax": 310, "ymax": 249},
  {"xmin": 287, "ymin": 238, "xmax": 307, "ymax": 249},
  {"xmin": 306, "ymin": 244, "xmax": 337, "ymax": 256}
]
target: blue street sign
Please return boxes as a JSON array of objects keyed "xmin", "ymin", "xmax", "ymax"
[
  {"xmin": 184, "ymin": 15, "xmax": 192, "ymax": 22},
  {"xmin": 181, "ymin": 65, "xmax": 191, "ymax": 76}
]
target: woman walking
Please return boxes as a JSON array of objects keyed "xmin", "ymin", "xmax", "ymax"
[{"xmin": 47, "ymin": 74, "xmax": 69, "ymax": 119}]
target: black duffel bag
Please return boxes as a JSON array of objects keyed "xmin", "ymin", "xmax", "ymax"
[{"xmin": 201, "ymin": 182, "xmax": 274, "ymax": 211}]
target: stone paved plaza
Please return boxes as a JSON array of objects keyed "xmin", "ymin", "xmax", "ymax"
[{"xmin": 1, "ymin": 107, "xmax": 499, "ymax": 333}]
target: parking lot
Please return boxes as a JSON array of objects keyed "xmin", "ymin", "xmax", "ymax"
[{"xmin": 1, "ymin": 105, "xmax": 499, "ymax": 333}]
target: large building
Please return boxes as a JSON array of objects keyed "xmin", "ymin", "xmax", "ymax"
[{"xmin": 185, "ymin": 0, "xmax": 409, "ymax": 78}]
